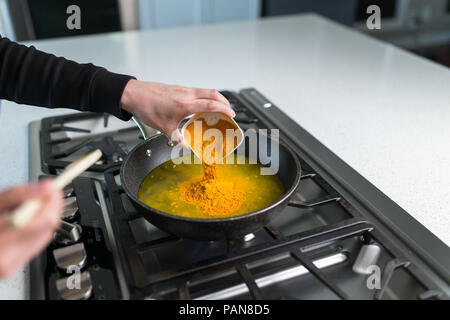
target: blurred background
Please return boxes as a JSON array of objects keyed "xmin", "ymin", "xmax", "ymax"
[{"xmin": 0, "ymin": 0, "xmax": 449, "ymax": 67}]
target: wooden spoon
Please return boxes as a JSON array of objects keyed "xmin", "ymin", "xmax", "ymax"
[{"xmin": 8, "ymin": 149, "xmax": 103, "ymax": 229}]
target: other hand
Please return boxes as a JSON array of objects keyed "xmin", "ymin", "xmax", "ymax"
[{"xmin": 0, "ymin": 180, "xmax": 63, "ymax": 278}]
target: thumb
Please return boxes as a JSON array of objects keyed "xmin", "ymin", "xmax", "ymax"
[{"xmin": 168, "ymin": 128, "xmax": 190, "ymax": 151}]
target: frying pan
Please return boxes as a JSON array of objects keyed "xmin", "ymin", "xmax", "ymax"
[{"xmin": 120, "ymin": 119, "xmax": 301, "ymax": 240}]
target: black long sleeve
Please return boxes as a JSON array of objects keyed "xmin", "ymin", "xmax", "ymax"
[{"xmin": 0, "ymin": 36, "xmax": 134, "ymax": 120}]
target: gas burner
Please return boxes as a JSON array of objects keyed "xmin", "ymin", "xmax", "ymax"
[{"xmin": 39, "ymin": 113, "xmax": 143, "ymax": 174}]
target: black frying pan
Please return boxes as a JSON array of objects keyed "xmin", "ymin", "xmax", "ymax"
[{"xmin": 120, "ymin": 130, "xmax": 301, "ymax": 241}]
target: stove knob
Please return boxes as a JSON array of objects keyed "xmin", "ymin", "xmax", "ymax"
[
  {"xmin": 52, "ymin": 242, "xmax": 87, "ymax": 272},
  {"xmin": 352, "ymin": 244, "xmax": 381, "ymax": 274},
  {"xmin": 63, "ymin": 184, "xmax": 75, "ymax": 198},
  {"xmin": 54, "ymin": 221, "xmax": 82, "ymax": 245},
  {"xmin": 56, "ymin": 271, "xmax": 93, "ymax": 300},
  {"xmin": 62, "ymin": 197, "xmax": 78, "ymax": 221}
]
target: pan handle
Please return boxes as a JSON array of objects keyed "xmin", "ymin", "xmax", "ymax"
[{"xmin": 132, "ymin": 116, "xmax": 160, "ymax": 140}]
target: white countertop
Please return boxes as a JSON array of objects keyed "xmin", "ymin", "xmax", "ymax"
[{"xmin": 0, "ymin": 14, "xmax": 449, "ymax": 299}]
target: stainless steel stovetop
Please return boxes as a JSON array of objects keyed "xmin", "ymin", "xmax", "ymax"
[{"xmin": 28, "ymin": 88, "xmax": 450, "ymax": 300}]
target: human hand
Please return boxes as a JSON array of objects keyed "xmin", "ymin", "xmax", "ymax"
[
  {"xmin": 120, "ymin": 80, "xmax": 235, "ymax": 144},
  {"xmin": 0, "ymin": 180, "xmax": 63, "ymax": 278}
]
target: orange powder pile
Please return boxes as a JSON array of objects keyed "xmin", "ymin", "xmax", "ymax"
[
  {"xmin": 178, "ymin": 170, "xmax": 249, "ymax": 216},
  {"xmin": 179, "ymin": 116, "xmax": 246, "ymax": 216}
]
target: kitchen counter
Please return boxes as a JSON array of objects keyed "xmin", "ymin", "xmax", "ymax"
[{"xmin": 0, "ymin": 14, "xmax": 449, "ymax": 299}]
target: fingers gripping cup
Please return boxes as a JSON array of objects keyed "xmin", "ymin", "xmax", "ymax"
[{"xmin": 181, "ymin": 112, "xmax": 244, "ymax": 165}]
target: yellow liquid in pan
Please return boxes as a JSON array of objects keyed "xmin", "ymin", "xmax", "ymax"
[{"xmin": 137, "ymin": 155, "xmax": 285, "ymax": 219}]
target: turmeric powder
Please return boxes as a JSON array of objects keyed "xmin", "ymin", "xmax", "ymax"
[
  {"xmin": 180, "ymin": 115, "xmax": 246, "ymax": 216},
  {"xmin": 184, "ymin": 114, "xmax": 240, "ymax": 165},
  {"xmin": 137, "ymin": 154, "xmax": 284, "ymax": 219},
  {"xmin": 178, "ymin": 170, "xmax": 250, "ymax": 216}
]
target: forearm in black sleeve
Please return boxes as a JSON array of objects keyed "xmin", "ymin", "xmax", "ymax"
[{"xmin": 0, "ymin": 36, "xmax": 134, "ymax": 120}]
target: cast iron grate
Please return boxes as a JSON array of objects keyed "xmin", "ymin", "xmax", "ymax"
[{"xmin": 40, "ymin": 112, "xmax": 141, "ymax": 174}]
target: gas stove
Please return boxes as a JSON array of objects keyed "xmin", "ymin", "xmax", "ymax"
[{"xmin": 29, "ymin": 88, "xmax": 450, "ymax": 300}]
